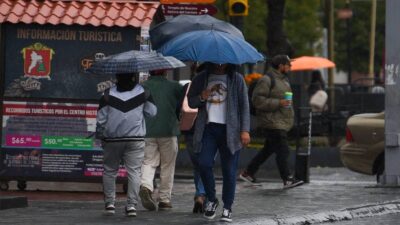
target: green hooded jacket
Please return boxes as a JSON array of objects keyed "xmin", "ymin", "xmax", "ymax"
[{"xmin": 143, "ymin": 76, "xmax": 184, "ymax": 137}]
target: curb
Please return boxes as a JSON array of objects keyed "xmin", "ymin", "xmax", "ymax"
[
  {"xmin": 175, "ymin": 147, "xmax": 343, "ymax": 170},
  {"xmin": 233, "ymin": 200, "xmax": 400, "ymax": 225},
  {"xmin": 0, "ymin": 196, "xmax": 28, "ymax": 210}
]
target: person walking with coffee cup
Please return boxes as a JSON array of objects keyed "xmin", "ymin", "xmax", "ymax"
[{"xmin": 239, "ymin": 55, "xmax": 303, "ymax": 189}]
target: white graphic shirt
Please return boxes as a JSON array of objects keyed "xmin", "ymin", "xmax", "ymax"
[{"xmin": 206, "ymin": 74, "xmax": 227, "ymax": 124}]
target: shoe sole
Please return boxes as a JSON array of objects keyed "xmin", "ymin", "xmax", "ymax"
[
  {"xmin": 103, "ymin": 210, "xmax": 115, "ymax": 215},
  {"xmin": 220, "ymin": 217, "xmax": 232, "ymax": 222},
  {"xmin": 204, "ymin": 213, "xmax": 216, "ymax": 220},
  {"xmin": 283, "ymin": 181, "xmax": 304, "ymax": 189},
  {"xmin": 239, "ymin": 174, "xmax": 255, "ymax": 184},
  {"xmin": 126, "ymin": 212, "xmax": 137, "ymax": 217},
  {"xmin": 139, "ymin": 190, "xmax": 157, "ymax": 211},
  {"xmin": 239, "ymin": 175, "xmax": 261, "ymax": 186}
]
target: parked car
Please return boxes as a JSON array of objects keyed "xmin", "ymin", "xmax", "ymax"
[{"xmin": 340, "ymin": 112, "xmax": 384, "ymax": 181}]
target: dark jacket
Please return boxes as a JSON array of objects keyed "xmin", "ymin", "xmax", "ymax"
[
  {"xmin": 252, "ymin": 68, "xmax": 294, "ymax": 131},
  {"xmin": 187, "ymin": 70, "xmax": 250, "ymax": 155},
  {"xmin": 143, "ymin": 76, "xmax": 184, "ymax": 137}
]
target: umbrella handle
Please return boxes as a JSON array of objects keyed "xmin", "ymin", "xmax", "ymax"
[{"xmin": 86, "ymin": 132, "xmax": 95, "ymax": 139}]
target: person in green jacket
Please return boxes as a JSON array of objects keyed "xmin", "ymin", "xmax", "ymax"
[
  {"xmin": 240, "ymin": 55, "xmax": 304, "ymax": 189},
  {"xmin": 139, "ymin": 69, "xmax": 184, "ymax": 211}
]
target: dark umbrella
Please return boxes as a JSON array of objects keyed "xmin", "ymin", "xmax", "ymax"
[
  {"xmin": 87, "ymin": 50, "xmax": 186, "ymax": 75},
  {"xmin": 158, "ymin": 30, "xmax": 264, "ymax": 64},
  {"xmin": 150, "ymin": 14, "xmax": 244, "ymax": 50}
]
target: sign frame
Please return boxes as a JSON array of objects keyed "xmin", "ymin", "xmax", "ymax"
[{"xmin": 162, "ymin": 4, "xmax": 218, "ymax": 16}]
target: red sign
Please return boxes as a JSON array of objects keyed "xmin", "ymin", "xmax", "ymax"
[
  {"xmin": 162, "ymin": 4, "xmax": 218, "ymax": 16},
  {"xmin": 21, "ymin": 43, "xmax": 55, "ymax": 80},
  {"xmin": 337, "ymin": 8, "xmax": 353, "ymax": 19}
]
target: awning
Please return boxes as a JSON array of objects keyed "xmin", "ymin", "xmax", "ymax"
[{"xmin": 0, "ymin": 0, "xmax": 160, "ymax": 27}]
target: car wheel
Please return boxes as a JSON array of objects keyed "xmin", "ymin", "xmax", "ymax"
[
  {"xmin": 17, "ymin": 180, "xmax": 27, "ymax": 191},
  {"xmin": 0, "ymin": 181, "xmax": 9, "ymax": 191}
]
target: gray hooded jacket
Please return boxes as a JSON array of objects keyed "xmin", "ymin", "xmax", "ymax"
[{"xmin": 96, "ymin": 85, "xmax": 157, "ymax": 142}]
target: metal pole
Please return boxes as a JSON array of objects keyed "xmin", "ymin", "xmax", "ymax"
[
  {"xmin": 368, "ymin": 0, "xmax": 377, "ymax": 80},
  {"xmin": 295, "ymin": 108, "xmax": 311, "ymax": 183},
  {"xmin": 346, "ymin": 0, "xmax": 352, "ymax": 85},
  {"xmin": 327, "ymin": 0, "xmax": 335, "ymax": 112},
  {"xmin": 380, "ymin": 0, "xmax": 400, "ymax": 186},
  {"xmin": 307, "ymin": 111, "xmax": 313, "ymax": 156}
]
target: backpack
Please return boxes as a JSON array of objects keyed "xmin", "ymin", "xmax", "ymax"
[{"xmin": 248, "ymin": 73, "xmax": 275, "ymax": 116}]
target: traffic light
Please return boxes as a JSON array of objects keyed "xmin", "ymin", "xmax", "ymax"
[{"xmin": 228, "ymin": 0, "xmax": 248, "ymax": 16}]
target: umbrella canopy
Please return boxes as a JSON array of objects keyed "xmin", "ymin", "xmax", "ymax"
[
  {"xmin": 87, "ymin": 50, "xmax": 186, "ymax": 75},
  {"xmin": 158, "ymin": 30, "xmax": 264, "ymax": 65},
  {"xmin": 291, "ymin": 56, "xmax": 335, "ymax": 71},
  {"xmin": 150, "ymin": 14, "xmax": 244, "ymax": 50}
]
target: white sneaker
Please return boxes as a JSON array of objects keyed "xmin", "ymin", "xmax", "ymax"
[
  {"xmin": 104, "ymin": 203, "xmax": 115, "ymax": 215},
  {"xmin": 125, "ymin": 206, "xmax": 137, "ymax": 217},
  {"xmin": 283, "ymin": 178, "xmax": 304, "ymax": 189},
  {"xmin": 220, "ymin": 208, "xmax": 232, "ymax": 222},
  {"xmin": 204, "ymin": 199, "xmax": 219, "ymax": 220}
]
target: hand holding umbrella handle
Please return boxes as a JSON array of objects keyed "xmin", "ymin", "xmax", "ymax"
[{"xmin": 86, "ymin": 132, "xmax": 95, "ymax": 139}]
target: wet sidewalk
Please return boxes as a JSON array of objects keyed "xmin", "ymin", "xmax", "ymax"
[{"xmin": 1, "ymin": 168, "xmax": 400, "ymax": 225}]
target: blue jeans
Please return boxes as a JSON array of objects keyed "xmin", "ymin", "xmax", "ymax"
[
  {"xmin": 184, "ymin": 133, "xmax": 206, "ymax": 197},
  {"xmin": 198, "ymin": 123, "xmax": 240, "ymax": 210}
]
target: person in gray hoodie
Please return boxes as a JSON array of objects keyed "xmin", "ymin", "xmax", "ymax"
[
  {"xmin": 187, "ymin": 63, "xmax": 250, "ymax": 222},
  {"xmin": 96, "ymin": 73, "xmax": 157, "ymax": 217}
]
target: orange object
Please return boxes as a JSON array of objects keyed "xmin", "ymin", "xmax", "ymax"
[
  {"xmin": 161, "ymin": 0, "xmax": 215, "ymax": 4},
  {"xmin": 244, "ymin": 73, "xmax": 262, "ymax": 85},
  {"xmin": 290, "ymin": 56, "xmax": 335, "ymax": 71}
]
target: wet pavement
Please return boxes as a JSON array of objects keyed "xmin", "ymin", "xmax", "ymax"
[{"xmin": 1, "ymin": 168, "xmax": 400, "ymax": 225}]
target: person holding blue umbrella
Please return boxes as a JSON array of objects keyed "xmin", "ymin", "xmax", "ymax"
[
  {"xmin": 157, "ymin": 30, "xmax": 264, "ymax": 65},
  {"xmin": 187, "ymin": 63, "xmax": 251, "ymax": 222}
]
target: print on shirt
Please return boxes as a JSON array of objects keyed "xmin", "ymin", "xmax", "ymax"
[
  {"xmin": 207, "ymin": 81, "xmax": 227, "ymax": 104},
  {"xmin": 206, "ymin": 74, "xmax": 228, "ymax": 124}
]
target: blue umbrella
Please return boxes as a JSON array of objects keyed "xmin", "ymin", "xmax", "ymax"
[
  {"xmin": 150, "ymin": 15, "xmax": 244, "ymax": 50},
  {"xmin": 157, "ymin": 30, "xmax": 264, "ymax": 64}
]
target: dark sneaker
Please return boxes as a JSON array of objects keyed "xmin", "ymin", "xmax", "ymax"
[
  {"xmin": 125, "ymin": 206, "xmax": 137, "ymax": 217},
  {"xmin": 193, "ymin": 196, "xmax": 205, "ymax": 213},
  {"xmin": 283, "ymin": 178, "xmax": 304, "ymax": 189},
  {"xmin": 104, "ymin": 203, "xmax": 115, "ymax": 215},
  {"xmin": 239, "ymin": 171, "xmax": 257, "ymax": 184},
  {"xmin": 204, "ymin": 199, "xmax": 219, "ymax": 220},
  {"xmin": 220, "ymin": 208, "xmax": 232, "ymax": 222},
  {"xmin": 158, "ymin": 201, "xmax": 172, "ymax": 210},
  {"xmin": 139, "ymin": 186, "xmax": 157, "ymax": 211}
]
